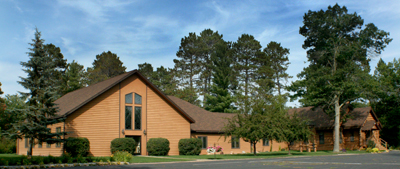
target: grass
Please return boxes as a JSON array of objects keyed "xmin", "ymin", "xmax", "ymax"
[
  {"xmin": 168, "ymin": 150, "xmax": 368, "ymax": 160},
  {"xmin": 0, "ymin": 150, "xmax": 368, "ymax": 165}
]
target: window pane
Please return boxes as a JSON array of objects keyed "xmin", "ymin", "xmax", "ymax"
[
  {"xmin": 350, "ymin": 132, "xmax": 355, "ymax": 142},
  {"xmin": 56, "ymin": 127, "xmax": 61, "ymax": 147},
  {"xmin": 198, "ymin": 136, "xmax": 207, "ymax": 149},
  {"xmin": 25, "ymin": 137, "xmax": 28, "ymax": 148},
  {"xmin": 134, "ymin": 107, "xmax": 141, "ymax": 130},
  {"xmin": 263, "ymin": 138, "xmax": 269, "ymax": 146},
  {"xmin": 232, "ymin": 137, "xmax": 239, "ymax": 148},
  {"xmin": 125, "ymin": 93, "xmax": 133, "ymax": 104},
  {"xmin": 319, "ymin": 132, "xmax": 324, "ymax": 144},
  {"xmin": 125, "ymin": 106, "xmax": 132, "ymax": 129},
  {"xmin": 135, "ymin": 94, "xmax": 142, "ymax": 104}
]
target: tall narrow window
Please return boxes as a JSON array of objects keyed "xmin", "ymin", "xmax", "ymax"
[
  {"xmin": 38, "ymin": 141, "xmax": 42, "ymax": 148},
  {"xmin": 134, "ymin": 107, "xmax": 141, "ymax": 130},
  {"xmin": 231, "ymin": 137, "xmax": 240, "ymax": 149},
  {"xmin": 319, "ymin": 132, "xmax": 324, "ymax": 144},
  {"xmin": 263, "ymin": 138, "xmax": 269, "ymax": 146},
  {"xmin": 135, "ymin": 93, "xmax": 142, "ymax": 104},
  {"xmin": 198, "ymin": 136, "xmax": 207, "ymax": 149},
  {"xmin": 125, "ymin": 93, "xmax": 133, "ymax": 104},
  {"xmin": 47, "ymin": 128, "xmax": 51, "ymax": 148},
  {"xmin": 350, "ymin": 132, "xmax": 355, "ymax": 142},
  {"xmin": 56, "ymin": 127, "xmax": 61, "ymax": 147},
  {"xmin": 25, "ymin": 137, "xmax": 29, "ymax": 148},
  {"xmin": 125, "ymin": 106, "xmax": 132, "ymax": 129}
]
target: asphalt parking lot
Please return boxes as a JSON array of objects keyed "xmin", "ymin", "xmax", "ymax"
[{"xmin": 71, "ymin": 150, "xmax": 400, "ymax": 169}]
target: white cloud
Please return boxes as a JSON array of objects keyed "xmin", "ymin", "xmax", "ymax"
[{"xmin": 61, "ymin": 37, "xmax": 78, "ymax": 55}]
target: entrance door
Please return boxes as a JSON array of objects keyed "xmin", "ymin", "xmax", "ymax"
[{"xmin": 125, "ymin": 136, "xmax": 141, "ymax": 155}]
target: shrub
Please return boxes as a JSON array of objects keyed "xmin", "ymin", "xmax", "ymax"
[
  {"xmin": 112, "ymin": 151, "xmax": 133, "ymax": 162},
  {"xmin": 110, "ymin": 138, "xmax": 137, "ymax": 154},
  {"xmin": 147, "ymin": 138, "xmax": 170, "ymax": 156},
  {"xmin": 64, "ymin": 137, "xmax": 90, "ymax": 157},
  {"xmin": 367, "ymin": 140, "xmax": 376, "ymax": 148},
  {"xmin": 0, "ymin": 138, "xmax": 16, "ymax": 153},
  {"xmin": 178, "ymin": 138, "xmax": 202, "ymax": 155}
]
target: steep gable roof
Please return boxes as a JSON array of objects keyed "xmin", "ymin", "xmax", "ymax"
[
  {"xmin": 288, "ymin": 106, "xmax": 379, "ymax": 130},
  {"xmin": 54, "ymin": 70, "xmax": 195, "ymax": 123},
  {"xmin": 168, "ymin": 96, "xmax": 234, "ymax": 133}
]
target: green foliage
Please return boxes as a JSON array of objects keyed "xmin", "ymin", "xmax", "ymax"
[
  {"xmin": 2, "ymin": 94, "xmax": 27, "ymax": 132},
  {"xmin": 263, "ymin": 41, "xmax": 291, "ymax": 95},
  {"xmin": 371, "ymin": 58, "xmax": 400, "ymax": 147},
  {"xmin": 0, "ymin": 137, "xmax": 16, "ymax": 153},
  {"xmin": 367, "ymin": 140, "xmax": 376, "ymax": 148},
  {"xmin": 178, "ymin": 138, "xmax": 202, "ymax": 155},
  {"xmin": 138, "ymin": 62, "xmax": 154, "ymax": 81},
  {"xmin": 281, "ymin": 112, "xmax": 314, "ymax": 155},
  {"xmin": 152, "ymin": 66, "xmax": 178, "ymax": 96},
  {"xmin": 87, "ymin": 51, "xmax": 126, "ymax": 85},
  {"xmin": 147, "ymin": 138, "xmax": 170, "ymax": 156},
  {"xmin": 204, "ymin": 40, "xmax": 236, "ymax": 112},
  {"xmin": 64, "ymin": 137, "xmax": 90, "ymax": 157},
  {"xmin": 12, "ymin": 28, "xmax": 66, "ymax": 157},
  {"xmin": 61, "ymin": 60, "xmax": 87, "ymax": 94},
  {"xmin": 112, "ymin": 151, "xmax": 133, "ymax": 162},
  {"xmin": 110, "ymin": 138, "xmax": 137, "ymax": 154},
  {"xmin": 289, "ymin": 4, "xmax": 391, "ymax": 152}
]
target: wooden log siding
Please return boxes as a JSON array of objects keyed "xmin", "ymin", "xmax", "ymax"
[
  {"xmin": 147, "ymin": 86, "xmax": 191, "ymax": 155},
  {"xmin": 191, "ymin": 134, "xmax": 288, "ymax": 154}
]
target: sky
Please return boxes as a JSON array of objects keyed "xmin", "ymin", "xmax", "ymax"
[{"xmin": 1, "ymin": 0, "xmax": 399, "ymax": 107}]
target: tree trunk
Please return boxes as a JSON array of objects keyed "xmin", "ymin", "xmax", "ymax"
[
  {"xmin": 28, "ymin": 137, "xmax": 33, "ymax": 158},
  {"xmin": 253, "ymin": 142, "xmax": 257, "ymax": 155},
  {"xmin": 288, "ymin": 143, "xmax": 291, "ymax": 155},
  {"xmin": 270, "ymin": 141, "xmax": 273, "ymax": 152},
  {"xmin": 333, "ymin": 94, "xmax": 340, "ymax": 153}
]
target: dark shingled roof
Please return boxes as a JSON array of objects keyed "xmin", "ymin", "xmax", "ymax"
[
  {"xmin": 288, "ymin": 106, "xmax": 379, "ymax": 130},
  {"xmin": 54, "ymin": 70, "xmax": 195, "ymax": 123},
  {"xmin": 168, "ymin": 96, "xmax": 235, "ymax": 133}
]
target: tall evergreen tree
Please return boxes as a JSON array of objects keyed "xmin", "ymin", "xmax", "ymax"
[
  {"xmin": 138, "ymin": 62, "xmax": 154, "ymax": 80},
  {"xmin": 61, "ymin": 60, "xmax": 87, "ymax": 95},
  {"xmin": 372, "ymin": 58, "xmax": 400, "ymax": 147},
  {"xmin": 174, "ymin": 32, "xmax": 201, "ymax": 105},
  {"xmin": 13, "ymin": 29, "xmax": 65, "ymax": 157},
  {"xmin": 198, "ymin": 29, "xmax": 224, "ymax": 103},
  {"xmin": 233, "ymin": 34, "xmax": 262, "ymax": 112},
  {"xmin": 87, "ymin": 51, "xmax": 126, "ymax": 85},
  {"xmin": 263, "ymin": 42, "xmax": 291, "ymax": 95},
  {"xmin": 152, "ymin": 66, "xmax": 178, "ymax": 96},
  {"xmin": 204, "ymin": 41, "xmax": 236, "ymax": 112},
  {"xmin": 288, "ymin": 4, "xmax": 392, "ymax": 152}
]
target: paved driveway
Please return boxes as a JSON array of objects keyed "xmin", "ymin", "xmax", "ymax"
[{"xmin": 72, "ymin": 151, "xmax": 400, "ymax": 169}]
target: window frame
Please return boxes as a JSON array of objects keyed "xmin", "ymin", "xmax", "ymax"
[
  {"xmin": 319, "ymin": 132, "xmax": 324, "ymax": 144},
  {"xmin": 56, "ymin": 127, "xmax": 61, "ymax": 148},
  {"xmin": 125, "ymin": 106, "xmax": 133, "ymax": 130},
  {"xmin": 134, "ymin": 106, "xmax": 142, "ymax": 130},
  {"xmin": 198, "ymin": 136, "xmax": 208, "ymax": 149},
  {"xmin": 262, "ymin": 138, "xmax": 269, "ymax": 146},
  {"xmin": 231, "ymin": 136, "xmax": 240, "ymax": 149},
  {"xmin": 125, "ymin": 93, "xmax": 133, "ymax": 104},
  {"xmin": 134, "ymin": 93, "xmax": 142, "ymax": 105}
]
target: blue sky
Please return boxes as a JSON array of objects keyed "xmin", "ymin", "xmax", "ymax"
[{"xmin": 1, "ymin": 0, "xmax": 399, "ymax": 107}]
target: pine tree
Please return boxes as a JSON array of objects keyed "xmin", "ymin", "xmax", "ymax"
[
  {"xmin": 87, "ymin": 51, "xmax": 126, "ymax": 85},
  {"xmin": 289, "ymin": 4, "xmax": 392, "ymax": 152},
  {"xmin": 204, "ymin": 41, "xmax": 236, "ymax": 112},
  {"xmin": 198, "ymin": 29, "xmax": 224, "ymax": 103},
  {"xmin": 12, "ymin": 29, "xmax": 65, "ymax": 157},
  {"xmin": 152, "ymin": 66, "xmax": 178, "ymax": 96},
  {"xmin": 62, "ymin": 60, "xmax": 87, "ymax": 94},
  {"xmin": 173, "ymin": 32, "xmax": 201, "ymax": 105},
  {"xmin": 233, "ymin": 34, "xmax": 262, "ymax": 112},
  {"xmin": 263, "ymin": 41, "xmax": 291, "ymax": 95},
  {"xmin": 138, "ymin": 62, "xmax": 154, "ymax": 81}
]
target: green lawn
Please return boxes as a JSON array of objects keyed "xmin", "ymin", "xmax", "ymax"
[
  {"xmin": 0, "ymin": 150, "xmax": 368, "ymax": 165},
  {"xmin": 168, "ymin": 150, "xmax": 368, "ymax": 160}
]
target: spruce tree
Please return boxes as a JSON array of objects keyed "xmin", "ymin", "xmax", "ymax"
[
  {"xmin": 12, "ymin": 29, "xmax": 65, "ymax": 157},
  {"xmin": 62, "ymin": 60, "xmax": 87, "ymax": 95},
  {"xmin": 204, "ymin": 41, "xmax": 236, "ymax": 112}
]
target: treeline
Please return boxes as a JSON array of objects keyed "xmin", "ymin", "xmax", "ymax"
[{"xmin": 139, "ymin": 29, "xmax": 291, "ymax": 112}]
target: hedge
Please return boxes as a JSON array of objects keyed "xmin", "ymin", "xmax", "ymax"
[
  {"xmin": 64, "ymin": 137, "xmax": 90, "ymax": 157},
  {"xmin": 147, "ymin": 138, "xmax": 170, "ymax": 156},
  {"xmin": 110, "ymin": 138, "xmax": 137, "ymax": 154},
  {"xmin": 178, "ymin": 138, "xmax": 202, "ymax": 155}
]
